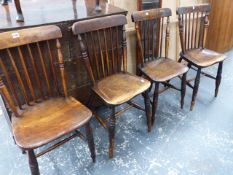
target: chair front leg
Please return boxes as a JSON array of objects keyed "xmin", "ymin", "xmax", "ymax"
[
  {"xmin": 28, "ymin": 150, "xmax": 40, "ymax": 175},
  {"xmin": 152, "ymin": 82, "xmax": 159, "ymax": 126},
  {"xmin": 85, "ymin": 121, "xmax": 96, "ymax": 163},
  {"xmin": 108, "ymin": 106, "xmax": 116, "ymax": 158},
  {"xmin": 215, "ymin": 61, "xmax": 223, "ymax": 97},
  {"xmin": 181, "ymin": 73, "xmax": 187, "ymax": 109},
  {"xmin": 190, "ymin": 68, "xmax": 201, "ymax": 111},
  {"xmin": 143, "ymin": 89, "xmax": 152, "ymax": 132}
]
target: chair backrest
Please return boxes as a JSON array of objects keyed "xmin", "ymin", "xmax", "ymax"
[
  {"xmin": 176, "ymin": 4, "xmax": 211, "ymax": 53},
  {"xmin": 132, "ymin": 8, "xmax": 172, "ymax": 66},
  {"xmin": 72, "ymin": 15, "xmax": 127, "ymax": 85},
  {"xmin": 0, "ymin": 25, "xmax": 68, "ymax": 118}
]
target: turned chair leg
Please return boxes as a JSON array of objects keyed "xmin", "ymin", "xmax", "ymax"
[
  {"xmin": 108, "ymin": 106, "xmax": 115, "ymax": 158},
  {"xmin": 143, "ymin": 89, "xmax": 152, "ymax": 132},
  {"xmin": 215, "ymin": 61, "xmax": 223, "ymax": 97},
  {"xmin": 14, "ymin": 0, "xmax": 24, "ymax": 22},
  {"xmin": 1, "ymin": 0, "xmax": 8, "ymax": 5},
  {"xmin": 85, "ymin": 122, "xmax": 96, "ymax": 163},
  {"xmin": 190, "ymin": 68, "xmax": 201, "ymax": 111},
  {"xmin": 152, "ymin": 82, "xmax": 159, "ymax": 126},
  {"xmin": 28, "ymin": 150, "xmax": 40, "ymax": 175},
  {"xmin": 181, "ymin": 73, "xmax": 187, "ymax": 109}
]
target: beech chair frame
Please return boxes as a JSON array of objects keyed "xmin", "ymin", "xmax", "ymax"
[
  {"xmin": 132, "ymin": 8, "xmax": 189, "ymax": 125},
  {"xmin": 177, "ymin": 4, "xmax": 226, "ymax": 110},
  {"xmin": 72, "ymin": 15, "xmax": 151, "ymax": 158},
  {"xmin": 0, "ymin": 25, "xmax": 95, "ymax": 175}
]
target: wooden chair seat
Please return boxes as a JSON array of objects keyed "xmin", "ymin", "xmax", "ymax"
[
  {"xmin": 12, "ymin": 97, "xmax": 92, "ymax": 149},
  {"xmin": 141, "ymin": 58, "xmax": 189, "ymax": 82},
  {"xmin": 92, "ymin": 72, "xmax": 151, "ymax": 105},
  {"xmin": 183, "ymin": 48, "xmax": 226, "ymax": 68}
]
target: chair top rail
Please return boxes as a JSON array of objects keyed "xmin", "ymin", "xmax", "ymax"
[{"xmin": 0, "ymin": 25, "xmax": 62, "ymax": 50}]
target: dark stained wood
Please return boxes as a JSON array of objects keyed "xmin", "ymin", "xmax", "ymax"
[
  {"xmin": 0, "ymin": 0, "xmax": 127, "ymax": 105},
  {"xmin": 72, "ymin": 15, "xmax": 151, "ymax": 158},
  {"xmin": 177, "ymin": 4, "xmax": 227, "ymax": 110},
  {"xmin": 132, "ymin": 8, "xmax": 189, "ymax": 122},
  {"xmin": 0, "ymin": 25, "xmax": 95, "ymax": 175},
  {"xmin": 183, "ymin": 48, "xmax": 225, "ymax": 68}
]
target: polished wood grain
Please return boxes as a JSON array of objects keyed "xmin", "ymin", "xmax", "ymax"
[
  {"xmin": 206, "ymin": 0, "xmax": 233, "ymax": 52},
  {"xmin": 0, "ymin": 25, "xmax": 95, "ymax": 175},
  {"xmin": 93, "ymin": 72, "xmax": 151, "ymax": 105},
  {"xmin": 132, "ymin": 8, "xmax": 188, "ymax": 123},
  {"xmin": 177, "ymin": 4, "xmax": 227, "ymax": 111},
  {"xmin": 12, "ymin": 97, "xmax": 92, "ymax": 149},
  {"xmin": 183, "ymin": 48, "xmax": 225, "ymax": 68},
  {"xmin": 72, "ymin": 15, "xmax": 151, "ymax": 158}
]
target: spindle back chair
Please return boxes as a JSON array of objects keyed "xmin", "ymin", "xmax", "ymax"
[
  {"xmin": 132, "ymin": 8, "xmax": 188, "ymax": 125},
  {"xmin": 72, "ymin": 15, "xmax": 151, "ymax": 158},
  {"xmin": 133, "ymin": 8, "xmax": 171, "ymax": 65},
  {"xmin": 177, "ymin": 4, "xmax": 226, "ymax": 110},
  {"xmin": 0, "ymin": 25, "xmax": 95, "ymax": 175}
]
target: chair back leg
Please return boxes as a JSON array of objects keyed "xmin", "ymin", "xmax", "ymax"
[
  {"xmin": 181, "ymin": 73, "xmax": 187, "ymax": 109},
  {"xmin": 215, "ymin": 62, "xmax": 223, "ymax": 97},
  {"xmin": 28, "ymin": 150, "xmax": 40, "ymax": 175}
]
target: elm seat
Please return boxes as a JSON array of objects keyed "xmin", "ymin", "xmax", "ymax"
[
  {"xmin": 141, "ymin": 58, "xmax": 189, "ymax": 82},
  {"xmin": 93, "ymin": 72, "xmax": 151, "ymax": 105},
  {"xmin": 12, "ymin": 97, "xmax": 92, "ymax": 149},
  {"xmin": 182, "ymin": 48, "xmax": 226, "ymax": 68}
]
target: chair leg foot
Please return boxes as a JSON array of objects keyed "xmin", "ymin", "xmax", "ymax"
[
  {"xmin": 1, "ymin": 0, "xmax": 8, "ymax": 5},
  {"xmin": 85, "ymin": 122, "xmax": 96, "ymax": 163},
  {"xmin": 152, "ymin": 83, "xmax": 159, "ymax": 125},
  {"xmin": 108, "ymin": 106, "xmax": 115, "ymax": 159},
  {"xmin": 143, "ymin": 89, "xmax": 152, "ymax": 132},
  {"xmin": 14, "ymin": 0, "xmax": 24, "ymax": 22},
  {"xmin": 215, "ymin": 62, "xmax": 223, "ymax": 97},
  {"xmin": 181, "ymin": 73, "xmax": 187, "ymax": 109},
  {"xmin": 190, "ymin": 68, "xmax": 201, "ymax": 111},
  {"xmin": 28, "ymin": 150, "xmax": 40, "ymax": 175}
]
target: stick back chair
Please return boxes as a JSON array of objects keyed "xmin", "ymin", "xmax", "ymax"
[
  {"xmin": 0, "ymin": 25, "xmax": 95, "ymax": 175},
  {"xmin": 177, "ymin": 4, "xmax": 226, "ymax": 110},
  {"xmin": 132, "ymin": 8, "xmax": 189, "ymax": 125},
  {"xmin": 72, "ymin": 15, "xmax": 151, "ymax": 158}
]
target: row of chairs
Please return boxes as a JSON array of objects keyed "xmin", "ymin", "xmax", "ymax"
[{"xmin": 0, "ymin": 4, "xmax": 226, "ymax": 175}]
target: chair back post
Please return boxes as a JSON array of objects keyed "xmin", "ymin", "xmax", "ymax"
[
  {"xmin": 0, "ymin": 76, "xmax": 19, "ymax": 117},
  {"xmin": 56, "ymin": 39, "xmax": 68, "ymax": 97},
  {"xmin": 202, "ymin": 11, "xmax": 210, "ymax": 48},
  {"xmin": 176, "ymin": 4, "xmax": 211, "ymax": 52},
  {"xmin": 122, "ymin": 25, "xmax": 127, "ymax": 72},
  {"xmin": 132, "ymin": 8, "xmax": 172, "ymax": 65},
  {"xmin": 78, "ymin": 34, "xmax": 96, "ymax": 85},
  {"xmin": 165, "ymin": 16, "xmax": 170, "ymax": 58}
]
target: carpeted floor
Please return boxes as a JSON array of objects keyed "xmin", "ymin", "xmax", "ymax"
[{"xmin": 0, "ymin": 50, "xmax": 233, "ymax": 175}]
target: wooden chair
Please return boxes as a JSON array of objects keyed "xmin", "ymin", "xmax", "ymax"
[
  {"xmin": 132, "ymin": 8, "xmax": 189, "ymax": 125},
  {"xmin": 176, "ymin": 4, "xmax": 226, "ymax": 110},
  {"xmin": 1, "ymin": 0, "xmax": 24, "ymax": 22},
  {"xmin": 72, "ymin": 15, "xmax": 151, "ymax": 158},
  {"xmin": 0, "ymin": 25, "xmax": 95, "ymax": 175}
]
